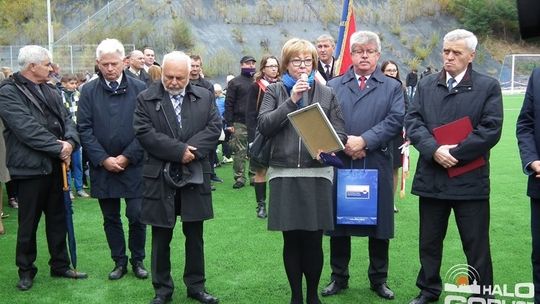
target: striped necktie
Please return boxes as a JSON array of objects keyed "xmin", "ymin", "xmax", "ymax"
[{"xmin": 172, "ymin": 94, "xmax": 182, "ymax": 126}]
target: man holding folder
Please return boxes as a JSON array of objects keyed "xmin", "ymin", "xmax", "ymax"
[{"xmin": 404, "ymin": 29, "xmax": 503, "ymax": 304}]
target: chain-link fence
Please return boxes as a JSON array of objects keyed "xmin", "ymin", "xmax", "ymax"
[{"xmin": 0, "ymin": 44, "xmax": 135, "ymax": 75}]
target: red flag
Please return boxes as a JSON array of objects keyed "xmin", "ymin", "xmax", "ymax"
[{"xmin": 334, "ymin": 5, "xmax": 356, "ymax": 75}]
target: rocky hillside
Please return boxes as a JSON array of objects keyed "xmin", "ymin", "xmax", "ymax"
[{"xmin": 1, "ymin": 0, "xmax": 530, "ymax": 81}]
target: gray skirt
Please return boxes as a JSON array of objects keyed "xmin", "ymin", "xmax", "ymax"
[{"xmin": 267, "ymin": 176, "xmax": 334, "ymax": 231}]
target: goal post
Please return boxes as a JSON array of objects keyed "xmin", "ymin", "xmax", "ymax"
[{"xmin": 499, "ymin": 54, "xmax": 540, "ymax": 94}]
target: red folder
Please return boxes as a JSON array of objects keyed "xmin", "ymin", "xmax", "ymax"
[{"xmin": 432, "ymin": 116, "xmax": 486, "ymax": 177}]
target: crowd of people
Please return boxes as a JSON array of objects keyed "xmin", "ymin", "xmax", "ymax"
[{"xmin": 0, "ymin": 27, "xmax": 539, "ymax": 304}]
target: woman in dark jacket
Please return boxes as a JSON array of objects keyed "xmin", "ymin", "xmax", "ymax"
[
  {"xmin": 246, "ymin": 55, "xmax": 280, "ymax": 219},
  {"xmin": 258, "ymin": 38, "xmax": 347, "ymax": 304}
]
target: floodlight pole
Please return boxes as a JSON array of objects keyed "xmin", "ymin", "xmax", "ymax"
[{"xmin": 47, "ymin": 0, "xmax": 54, "ymax": 60}]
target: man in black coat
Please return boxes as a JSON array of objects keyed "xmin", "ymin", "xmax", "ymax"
[
  {"xmin": 0, "ymin": 45, "xmax": 87, "ymax": 291},
  {"xmin": 224, "ymin": 55, "xmax": 256, "ymax": 189},
  {"xmin": 405, "ymin": 29, "xmax": 503, "ymax": 304},
  {"xmin": 78, "ymin": 39, "xmax": 148, "ymax": 281},
  {"xmin": 405, "ymin": 68, "xmax": 418, "ymax": 101},
  {"xmin": 517, "ymin": 67, "xmax": 540, "ymax": 304},
  {"xmin": 125, "ymin": 50, "xmax": 152, "ymax": 86},
  {"xmin": 134, "ymin": 51, "xmax": 221, "ymax": 304},
  {"xmin": 316, "ymin": 34, "xmax": 336, "ymax": 82}
]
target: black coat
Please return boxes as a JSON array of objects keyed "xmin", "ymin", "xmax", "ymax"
[
  {"xmin": 224, "ymin": 74, "xmax": 252, "ymax": 125},
  {"xmin": 134, "ymin": 81, "xmax": 222, "ymax": 227},
  {"xmin": 405, "ymin": 65, "xmax": 503, "ymax": 200},
  {"xmin": 125, "ymin": 68, "xmax": 152, "ymax": 87},
  {"xmin": 77, "ymin": 73, "xmax": 146, "ymax": 199},
  {"xmin": 0, "ymin": 73, "xmax": 79, "ymax": 177},
  {"xmin": 517, "ymin": 68, "xmax": 540, "ymax": 198}
]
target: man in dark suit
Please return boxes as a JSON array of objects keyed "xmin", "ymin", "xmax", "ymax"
[
  {"xmin": 322, "ymin": 30, "xmax": 404, "ymax": 301},
  {"xmin": 517, "ymin": 67, "xmax": 540, "ymax": 304},
  {"xmin": 0, "ymin": 45, "xmax": 87, "ymax": 291},
  {"xmin": 134, "ymin": 51, "xmax": 221, "ymax": 304},
  {"xmin": 78, "ymin": 39, "xmax": 148, "ymax": 281},
  {"xmin": 125, "ymin": 50, "xmax": 152, "ymax": 86},
  {"xmin": 405, "ymin": 29, "xmax": 503, "ymax": 304},
  {"xmin": 316, "ymin": 34, "xmax": 336, "ymax": 81}
]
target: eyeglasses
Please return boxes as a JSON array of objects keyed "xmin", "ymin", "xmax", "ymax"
[
  {"xmin": 384, "ymin": 69, "xmax": 397, "ymax": 73},
  {"xmin": 265, "ymin": 65, "xmax": 279, "ymax": 69},
  {"xmin": 290, "ymin": 58, "xmax": 313, "ymax": 67},
  {"xmin": 352, "ymin": 49, "xmax": 378, "ymax": 56}
]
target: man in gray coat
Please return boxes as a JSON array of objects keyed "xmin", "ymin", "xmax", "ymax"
[
  {"xmin": 322, "ymin": 30, "xmax": 404, "ymax": 300},
  {"xmin": 78, "ymin": 39, "xmax": 148, "ymax": 281},
  {"xmin": 134, "ymin": 51, "xmax": 221, "ymax": 304},
  {"xmin": 405, "ymin": 29, "xmax": 503, "ymax": 304}
]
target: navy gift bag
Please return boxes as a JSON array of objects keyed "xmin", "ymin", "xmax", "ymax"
[{"xmin": 336, "ymin": 162, "xmax": 378, "ymax": 225}]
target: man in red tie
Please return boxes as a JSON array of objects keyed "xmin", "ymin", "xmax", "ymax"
[{"xmin": 322, "ymin": 30, "xmax": 405, "ymax": 300}]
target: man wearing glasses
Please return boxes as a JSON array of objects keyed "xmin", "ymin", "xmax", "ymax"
[
  {"xmin": 0, "ymin": 45, "xmax": 87, "ymax": 291},
  {"xmin": 322, "ymin": 31, "xmax": 404, "ymax": 300}
]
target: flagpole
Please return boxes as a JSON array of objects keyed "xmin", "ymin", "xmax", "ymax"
[
  {"xmin": 334, "ymin": 0, "xmax": 350, "ymax": 60},
  {"xmin": 47, "ymin": 0, "xmax": 54, "ymax": 60}
]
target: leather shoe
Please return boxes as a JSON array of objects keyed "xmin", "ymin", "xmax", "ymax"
[
  {"xmin": 371, "ymin": 282, "xmax": 394, "ymax": 299},
  {"xmin": 187, "ymin": 291, "xmax": 219, "ymax": 304},
  {"xmin": 149, "ymin": 295, "xmax": 171, "ymax": 304},
  {"xmin": 409, "ymin": 293, "xmax": 439, "ymax": 304},
  {"xmin": 232, "ymin": 181, "xmax": 244, "ymax": 189},
  {"xmin": 51, "ymin": 268, "xmax": 88, "ymax": 279},
  {"xmin": 321, "ymin": 280, "xmax": 348, "ymax": 297},
  {"xmin": 16, "ymin": 277, "xmax": 33, "ymax": 291},
  {"xmin": 108, "ymin": 265, "xmax": 127, "ymax": 280},
  {"xmin": 132, "ymin": 261, "xmax": 148, "ymax": 279}
]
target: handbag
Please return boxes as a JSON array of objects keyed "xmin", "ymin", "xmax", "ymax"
[
  {"xmin": 336, "ymin": 158, "xmax": 378, "ymax": 225},
  {"xmin": 249, "ymin": 131, "xmax": 272, "ymax": 167}
]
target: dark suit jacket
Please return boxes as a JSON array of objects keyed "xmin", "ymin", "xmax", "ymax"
[
  {"xmin": 317, "ymin": 57, "xmax": 336, "ymax": 81},
  {"xmin": 125, "ymin": 68, "xmax": 151, "ymax": 87},
  {"xmin": 517, "ymin": 68, "xmax": 540, "ymax": 198}
]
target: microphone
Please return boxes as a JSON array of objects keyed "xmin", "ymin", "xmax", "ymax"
[{"xmin": 301, "ymin": 73, "xmax": 309, "ymax": 105}]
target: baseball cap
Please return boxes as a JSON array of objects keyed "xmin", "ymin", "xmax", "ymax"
[{"xmin": 240, "ymin": 55, "xmax": 256, "ymax": 64}]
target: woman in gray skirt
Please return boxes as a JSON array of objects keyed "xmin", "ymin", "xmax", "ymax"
[{"xmin": 258, "ymin": 38, "xmax": 347, "ymax": 304}]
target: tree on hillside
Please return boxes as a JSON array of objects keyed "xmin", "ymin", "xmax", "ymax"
[{"xmin": 448, "ymin": 0, "xmax": 519, "ymax": 40}]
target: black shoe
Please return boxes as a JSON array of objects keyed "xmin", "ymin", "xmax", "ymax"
[
  {"xmin": 321, "ymin": 280, "xmax": 348, "ymax": 297},
  {"xmin": 187, "ymin": 291, "xmax": 219, "ymax": 304},
  {"xmin": 16, "ymin": 277, "xmax": 33, "ymax": 291},
  {"xmin": 132, "ymin": 261, "xmax": 148, "ymax": 279},
  {"xmin": 210, "ymin": 176, "xmax": 223, "ymax": 183},
  {"xmin": 232, "ymin": 181, "xmax": 245, "ymax": 189},
  {"xmin": 149, "ymin": 295, "xmax": 171, "ymax": 304},
  {"xmin": 50, "ymin": 268, "xmax": 88, "ymax": 279},
  {"xmin": 409, "ymin": 293, "xmax": 439, "ymax": 304},
  {"xmin": 108, "ymin": 265, "xmax": 127, "ymax": 280},
  {"xmin": 256, "ymin": 202, "xmax": 267, "ymax": 219},
  {"xmin": 371, "ymin": 282, "xmax": 394, "ymax": 300}
]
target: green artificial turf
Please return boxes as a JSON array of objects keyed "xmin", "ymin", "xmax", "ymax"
[{"xmin": 0, "ymin": 94, "xmax": 534, "ymax": 303}]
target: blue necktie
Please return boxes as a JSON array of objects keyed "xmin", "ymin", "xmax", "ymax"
[
  {"xmin": 447, "ymin": 78, "xmax": 456, "ymax": 92},
  {"xmin": 109, "ymin": 81, "xmax": 119, "ymax": 91}
]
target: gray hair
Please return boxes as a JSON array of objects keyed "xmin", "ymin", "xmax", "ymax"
[
  {"xmin": 130, "ymin": 50, "xmax": 144, "ymax": 57},
  {"xmin": 316, "ymin": 34, "xmax": 335, "ymax": 46},
  {"xmin": 162, "ymin": 51, "xmax": 191, "ymax": 70},
  {"xmin": 96, "ymin": 38, "xmax": 125, "ymax": 60},
  {"xmin": 18, "ymin": 45, "xmax": 52, "ymax": 71},
  {"xmin": 443, "ymin": 29, "xmax": 478, "ymax": 51},
  {"xmin": 350, "ymin": 31, "xmax": 381, "ymax": 52}
]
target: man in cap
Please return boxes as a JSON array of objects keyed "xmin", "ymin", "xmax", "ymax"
[
  {"xmin": 134, "ymin": 51, "xmax": 222, "ymax": 304},
  {"xmin": 224, "ymin": 55, "xmax": 256, "ymax": 189}
]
